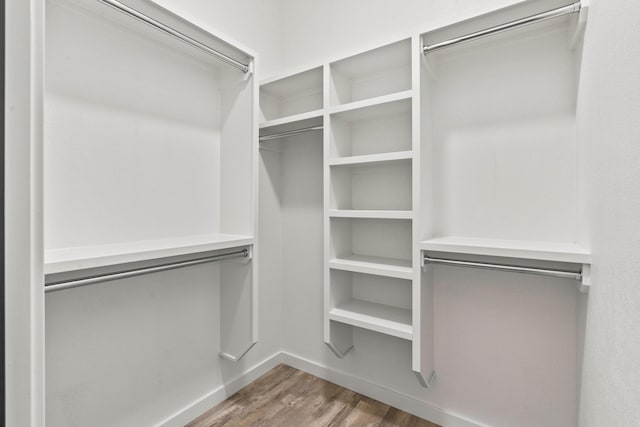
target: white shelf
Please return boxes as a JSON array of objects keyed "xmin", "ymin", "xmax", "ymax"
[
  {"xmin": 261, "ymin": 65, "xmax": 323, "ymax": 94},
  {"xmin": 45, "ymin": 233, "xmax": 254, "ymax": 274},
  {"xmin": 329, "ymin": 300, "xmax": 412, "ymax": 340},
  {"xmin": 329, "ymin": 210, "xmax": 413, "ymax": 219},
  {"xmin": 329, "ymin": 151, "xmax": 413, "ymax": 167},
  {"xmin": 329, "ymin": 91, "xmax": 412, "ymax": 117},
  {"xmin": 329, "ymin": 255, "xmax": 413, "ymax": 280},
  {"xmin": 259, "ymin": 109, "xmax": 324, "ymax": 130},
  {"xmin": 420, "ymin": 236, "xmax": 591, "ymax": 264}
]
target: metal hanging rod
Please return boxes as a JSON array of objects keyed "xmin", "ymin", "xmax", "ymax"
[
  {"xmin": 423, "ymin": 256, "xmax": 582, "ymax": 281},
  {"xmin": 259, "ymin": 126, "xmax": 323, "ymax": 142},
  {"xmin": 97, "ymin": 0, "xmax": 251, "ymax": 73},
  {"xmin": 423, "ymin": 2, "xmax": 581, "ymax": 54},
  {"xmin": 45, "ymin": 248, "xmax": 250, "ymax": 293}
]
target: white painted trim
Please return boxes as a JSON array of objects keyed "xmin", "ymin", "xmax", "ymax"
[
  {"xmin": 280, "ymin": 352, "xmax": 484, "ymax": 427},
  {"xmin": 155, "ymin": 352, "xmax": 283, "ymax": 427},
  {"xmin": 5, "ymin": 0, "xmax": 46, "ymax": 425}
]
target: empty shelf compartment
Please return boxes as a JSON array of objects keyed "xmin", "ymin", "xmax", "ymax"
[
  {"xmin": 330, "ymin": 218, "xmax": 413, "ymax": 279},
  {"xmin": 330, "ymin": 39, "xmax": 411, "ymax": 106},
  {"xmin": 330, "ymin": 97, "xmax": 412, "ymax": 158},
  {"xmin": 330, "ymin": 161, "xmax": 412, "ymax": 211},
  {"xmin": 261, "ymin": 66, "xmax": 323, "ymax": 122}
]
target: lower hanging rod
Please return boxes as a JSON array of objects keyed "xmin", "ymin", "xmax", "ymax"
[
  {"xmin": 97, "ymin": 0, "xmax": 251, "ymax": 73},
  {"xmin": 423, "ymin": 256, "xmax": 582, "ymax": 281},
  {"xmin": 259, "ymin": 126, "xmax": 323, "ymax": 142},
  {"xmin": 45, "ymin": 248, "xmax": 250, "ymax": 293},
  {"xmin": 423, "ymin": 2, "xmax": 581, "ymax": 54}
]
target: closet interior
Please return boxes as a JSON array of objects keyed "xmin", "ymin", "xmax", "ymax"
[
  {"xmin": 32, "ymin": 0, "xmax": 595, "ymax": 424},
  {"xmin": 260, "ymin": 0, "xmax": 590, "ymax": 390}
]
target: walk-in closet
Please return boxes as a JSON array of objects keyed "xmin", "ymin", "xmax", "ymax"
[{"xmin": 5, "ymin": 0, "xmax": 640, "ymax": 426}]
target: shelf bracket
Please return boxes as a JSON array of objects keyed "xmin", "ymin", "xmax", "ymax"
[
  {"xmin": 578, "ymin": 264, "xmax": 591, "ymax": 293},
  {"xmin": 569, "ymin": 0, "xmax": 589, "ymax": 50},
  {"xmin": 326, "ymin": 321, "xmax": 354, "ymax": 358},
  {"xmin": 415, "ymin": 370, "xmax": 437, "ymax": 389},
  {"xmin": 219, "ymin": 341, "xmax": 257, "ymax": 362},
  {"xmin": 420, "ymin": 251, "xmax": 428, "ymax": 271},
  {"xmin": 325, "ymin": 341, "xmax": 354, "ymax": 359},
  {"xmin": 231, "ymin": 245, "xmax": 253, "ymax": 264}
]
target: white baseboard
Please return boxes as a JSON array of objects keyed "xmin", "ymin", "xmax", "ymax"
[
  {"xmin": 280, "ymin": 351, "xmax": 483, "ymax": 427},
  {"xmin": 156, "ymin": 352, "xmax": 283, "ymax": 427},
  {"xmin": 155, "ymin": 350, "xmax": 482, "ymax": 427}
]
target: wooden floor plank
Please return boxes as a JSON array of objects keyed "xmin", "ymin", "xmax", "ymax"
[{"xmin": 186, "ymin": 364, "xmax": 440, "ymax": 427}]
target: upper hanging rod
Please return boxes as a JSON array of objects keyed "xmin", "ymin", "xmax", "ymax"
[
  {"xmin": 45, "ymin": 248, "xmax": 250, "ymax": 293},
  {"xmin": 259, "ymin": 126, "xmax": 323, "ymax": 142},
  {"xmin": 423, "ymin": 256, "xmax": 582, "ymax": 281},
  {"xmin": 422, "ymin": 2, "xmax": 581, "ymax": 54},
  {"xmin": 97, "ymin": 0, "xmax": 251, "ymax": 73}
]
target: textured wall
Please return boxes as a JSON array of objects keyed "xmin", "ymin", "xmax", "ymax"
[{"xmin": 577, "ymin": 0, "xmax": 640, "ymax": 425}]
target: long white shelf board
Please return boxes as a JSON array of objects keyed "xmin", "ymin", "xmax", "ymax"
[
  {"xmin": 329, "ymin": 210, "xmax": 413, "ymax": 219},
  {"xmin": 420, "ymin": 236, "xmax": 591, "ymax": 264},
  {"xmin": 45, "ymin": 234, "xmax": 254, "ymax": 274},
  {"xmin": 329, "ymin": 150, "xmax": 413, "ymax": 167},
  {"xmin": 328, "ymin": 90, "xmax": 412, "ymax": 117},
  {"xmin": 329, "ymin": 254, "xmax": 413, "ymax": 279},
  {"xmin": 259, "ymin": 109, "xmax": 324, "ymax": 129},
  {"xmin": 329, "ymin": 300, "xmax": 413, "ymax": 341}
]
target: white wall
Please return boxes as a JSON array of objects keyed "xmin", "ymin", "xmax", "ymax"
[
  {"xmin": 577, "ymin": 0, "xmax": 640, "ymax": 425},
  {"xmin": 278, "ymin": 0, "xmax": 526, "ymax": 73}
]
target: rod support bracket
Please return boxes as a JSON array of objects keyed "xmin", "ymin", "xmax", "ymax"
[
  {"xmin": 420, "ymin": 251, "xmax": 429, "ymax": 271},
  {"xmin": 228, "ymin": 246, "xmax": 252, "ymax": 264},
  {"xmin": 578, "ymin": 264, "xmax": 591, "ymax": 293},
  {"xmin": 219, "ymin": 341, "xmax": 257, "ymax": 362}
]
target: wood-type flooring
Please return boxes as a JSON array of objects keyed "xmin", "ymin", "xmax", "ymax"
[{"xmin": 187, "ymin": 364, "xmax": 440, "ymax": 427}]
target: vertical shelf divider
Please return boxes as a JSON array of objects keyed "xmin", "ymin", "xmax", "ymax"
[
  {"xmin": 411, "ymin": 36, "xmax": 435, "ymax": 388},
  {"xmin": 324, "ymin": 61, "xmax": 354, "ymax": 356},
  {"xmin": 412, "ymin": 34, "xmax": 436, "ymax": 388}
]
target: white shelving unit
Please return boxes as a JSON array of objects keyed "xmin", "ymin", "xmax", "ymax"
[
  {"xmin": 256, "ymin": 0, "xmax": 590, "ymax": 391},
  {"xmin": 419, "ymin": 0, "xmax": 591, "ymax": 293},
  {"xmin": 44, "ymin": 0, "xmax": 259, "ymax": 362},
  {"xmin": 321, "ymin": 36, "xmax": 436, "ymax": 388}
]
